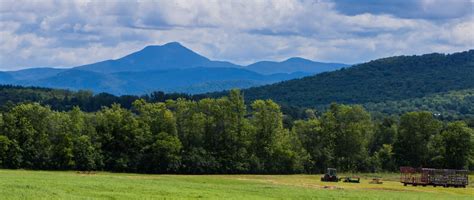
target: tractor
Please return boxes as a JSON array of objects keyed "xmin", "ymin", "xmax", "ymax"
[{"xmin": 321, "ymin": 168, "xmax": 339, "ymax": 182}]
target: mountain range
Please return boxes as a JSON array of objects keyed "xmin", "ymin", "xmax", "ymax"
[
  {"xmin": 1, "ymin": 49, "xmax": 473, "ymax": 120},
  {"xmin": 0, "ymin": 42, "xmax": 347, "ymax": 95}
]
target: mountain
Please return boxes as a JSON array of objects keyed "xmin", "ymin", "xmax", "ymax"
[
  {"xmin": 238, "ymin": 50, "xmax": 474, "ymax": 107},
  {"xmin": 0, "ymin": 42, "xmax": 345, "ymax": 94},
  {"xmin": 76, "ymin": 42, "xmax": 239, "ymax": 73},
  {"xmin": 21, "ymin": 67, "xmax": 310, "ymax": 95},
  {"xmin": 7, "ymin": 68, "xmax": 65, "ymax": 80},
  {"xmin": 246, "ymin": 57, "xmax": 348, "ymax": 75},
  {"xmin": 0, "ymin": 72, "xmax": 14, "ymax": 84},
  {"xmin": 23, "ymin": 69, "xmax": 123, "ymax": 94}
]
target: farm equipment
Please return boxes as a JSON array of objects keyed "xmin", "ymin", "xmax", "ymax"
[
  {"xmin": 400, "ymin": 167, "xmax": 468, "ymax": 188},
  {"xmin": 369, "ymin": 178, "xmax": 383, "ymax": 184},
  {"xmin": 321, "ymin": 168, "xmax": 339, "ymax": 182},
  {"xmin": 343, "ymin": 176, "xmax": 360, "ymax": 183}
]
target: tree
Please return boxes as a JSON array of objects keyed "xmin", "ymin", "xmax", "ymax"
[
  {"xmin": 394, "ymin": 111, "xmax": 442, "ymax": 167},
  {"xmin": 133, "ymin": 100, "xmax": 182, "ymax": 173},
  {"xmin": 0, "ymin": 112, "xmax": 22, "ymax": 169},
  {"xmin": 322, "ymin": 104, "xmax": 373, "ymax": 171},
  {"xmin": 133, "ymin": 99, "xmax": 177, "ymax": 136},
  {"xmin": 214, "ymin": 90, "xmax": 252, "ymax": 173},
  {"xmin": 440, "ymin": 121, "xmax": 473, "ymax": 169},
  {"xmin": 372, "ymin": 144, "xmax": 396, "ymax": 172},
  {"xmin": 293, "ymin": 118, "xmax": 328, "ymax": 173},
  {"xmin": 95, "ymin": 104, "xmax": 147, "ymax": 172},
  {"xmin": 73, "ymin": 135, "xmax": 97, "ymax": 170},
  {"xmin": 2, "ymin": 103, "xmax": 53, "ymax": 169},
  {"xmin": 0, "ymin": 135, "xmax": 10, "ymax": 167},
  {"xmin": 369, "ymin": 117, "xmax": 397, "ymax": 154},
  {"xmin": 142, "ymin": 132, "xmax": 182, "ymax": 173},
  {"xmin": 69, "ymin": 107, "xmax": 103, "ymax": 170},
  {"xmin": 48, "ymin": 112, "xmax": 75, "ymax": 169},
  {"xmin": 171, "ymin": 99, "xmax": 216, "ymax": 173},
  {"xmin": 251, "ymin": 99, "xmax": 305, "ymax": 173}
]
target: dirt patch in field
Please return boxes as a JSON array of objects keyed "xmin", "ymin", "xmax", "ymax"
[
  {"xmin": 76, "ymin": 171, "xmax": 97, "ymax": 175},
  {"xmin": 121, "ymin": 175, "xmax": 162, "ymax": 180},
  {"xmin": 321, "ymin": 185, "xmax": 344, "ymax": 190},
  {"xmin": 235, "ymin": 177, "xmax": 346, "ymax": 191},
  {"xmin": 365, "ymin": 187, "xmax": 407, "ymax": 192}
]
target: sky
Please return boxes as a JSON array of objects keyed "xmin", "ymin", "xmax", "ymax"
[{"xmin": 0, "ymin": 0, "xmax": 473, "ymax": 70}]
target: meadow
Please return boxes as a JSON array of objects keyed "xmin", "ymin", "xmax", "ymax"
[{"xmin": 0, "ymin": 170, "xmax": 472, "ymax": 199}]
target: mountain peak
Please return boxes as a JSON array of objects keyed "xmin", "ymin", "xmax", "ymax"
[
  {"xmin": 143, "ymin": 41, "xmax": 184, "ymax": 50},
  {"xmin": 76, "ymin": 42, "xmax": 212, "ymax": 73},
  {"xmin": 163, "ymin": 41, "xmax": 184, "ymax": 47},
  {"xmin": 284, "ymin": 57, "xmax": 311, "ymax": 63}
]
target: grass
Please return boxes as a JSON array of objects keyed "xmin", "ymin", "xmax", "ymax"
[{"xmin": 0, "ymin": 170, "xmax": 472, "ymax": 199}]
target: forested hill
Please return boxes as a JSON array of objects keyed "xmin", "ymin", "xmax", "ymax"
[
  {"xmin": 2, "ymin": 84, "xmax": 474, "ymax": 121},
  {"xmin": 364, "ymin": 89, "xmax": 474, "ymax": 121},
  {"xmin": 0, "ymin": 85, "xmax": 197, "ymax": 112},
  {"xmin": 240, "ymin": 50, "xmax": 474, "ymax": 107}
]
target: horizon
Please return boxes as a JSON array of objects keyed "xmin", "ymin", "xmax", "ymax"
[
  {"xmin": 3, "ymin": 41, "xmax": 472, "ymax": 72},
  {"xmin": 1, "ymin": 0, "xmax": 473, "ymax": 70}
]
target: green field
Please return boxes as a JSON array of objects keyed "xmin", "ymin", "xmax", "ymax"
[{"xmin": 0, "ymin": 170, "xmax": 472, "ymax": 199}]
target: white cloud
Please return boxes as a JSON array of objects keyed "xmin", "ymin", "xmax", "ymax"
[{"xmin": 0, "ymin": 0, "xmax": 473, "ymax": 70}]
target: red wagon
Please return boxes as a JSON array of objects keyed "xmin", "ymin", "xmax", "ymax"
[{"xmin": 400, "ymin": 167, "xmax": 468, "ymax": 188}]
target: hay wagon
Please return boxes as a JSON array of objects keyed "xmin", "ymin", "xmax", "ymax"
[{"xmin": 400, "ymin": 167, "xmax": 468, "ymax": 188}]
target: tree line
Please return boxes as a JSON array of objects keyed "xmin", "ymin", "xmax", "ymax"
[
  {"xmin": 0, "ymin": 85, "xmax": 198, "ymax": 112},
  {"xmin": 0, "ymin": 90, "xmax": 472, "ymax": 174},
  {"xmin": 3, "ymin": 84, "xmax": 474, "ymax": 122}
]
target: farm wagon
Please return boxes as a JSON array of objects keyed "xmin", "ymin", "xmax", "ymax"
[{"xmin": 400, "ymin": 167, "xmax": 468, "ymax": 188}]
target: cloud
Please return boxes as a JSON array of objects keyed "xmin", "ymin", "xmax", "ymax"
[
  {"xmin": 0, "ymin": 0, "xmax": 473, "ymax": 70},
  {"xmin": 332, "ymin": 0, "xmax": 473, "ymax": 19}
]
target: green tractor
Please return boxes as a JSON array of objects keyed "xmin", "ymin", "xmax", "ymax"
[{"xmin": 321, "ymin": 168, "xmax": 339, "ymax": 182}]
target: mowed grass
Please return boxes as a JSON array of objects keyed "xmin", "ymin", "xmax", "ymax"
[{"xmin": 0, "ymin": 170, "xmax": 472, "ymax": 199}]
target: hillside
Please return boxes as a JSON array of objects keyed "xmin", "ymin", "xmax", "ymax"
[
  {"xmin": 364, "ymin": 89, "xmax": 474, "ymax": 120},
  {"xmin": 240, "ymin": 50, "xmax": 474, "ymax": 107}
]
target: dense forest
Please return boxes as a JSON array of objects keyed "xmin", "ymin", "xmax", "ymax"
[
  {"xmin": 0, "ymin": 90, "xmax": 472, "ymax": 174},
  {"xmin": 237, "ymin": 50, "xmax": 474, "ymax": 108},
  {"xmin": 365, "ymin": 89, "xmax": 474, "ymax": 121},
  {"xmin": 0, "ymin": 85, "xmax": 200, "ymax": 112},
  {"xmin": 2, "ymin": 85, "xmax": 474, "ymax": 122}
]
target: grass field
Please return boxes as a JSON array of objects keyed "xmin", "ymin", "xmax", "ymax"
[{"xmin": 0, "ymin": 170, "xmax": 472, "ymax": 199}]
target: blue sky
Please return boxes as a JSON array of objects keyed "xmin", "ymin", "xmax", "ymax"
[{"xmin": 0, "ymin": 0, "xmax": 473, "ymax": 70}]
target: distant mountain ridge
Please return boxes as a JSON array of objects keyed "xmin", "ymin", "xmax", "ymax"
[
  {"xmin": 0, "ymin": 42, "xmax": 346, "ymax": 95},
  {"xmin": 247, "ymin": 57, "xmax": 347, "ymax": 75},
  {"xmin": 26, "ymin": 67, "xmax": 307, "ymax": 95},
  {"xmin": 0, "ymin": 72, "xmax": 14, "ymax": 82},
  {"xmin": 8, "ymin": 68, "xmax": 66, "ymax": 80}
]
